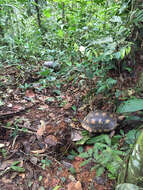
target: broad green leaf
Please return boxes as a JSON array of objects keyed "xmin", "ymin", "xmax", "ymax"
[
  {"xmin": 45, "ymin": 97, "xmax": 55, "ymax": 102},
  {"xmin": 77, "ymin": 146, "xmax": 83, "ymax": 153},
  {"xmin": 80, "ymin": 158, "xmax": 92, "ymax": 167},
  {"xmin": 40, "ymin": 69, "xmax": 51, "ymax": 76},
  {"xmin": 96, "ymin": 166, "xmax": 105, "ymax": 177},
  {"xmin": 120, "ymin": 48, "xmax": 126, "ymax": 59},
  {"xmin": 76, "ymin": 136, "xmax": 90, "ymax": 145},
  {"xmin": 57, "ymin": 30, "xmax": 64, "ymax": 38},
  {"xmin": 11, "ymin": 166, "xmax": 25, "ymax": 172},
  {"xmin": 125, "ymin": 130, "xmax": 139, "ymax": 145},
  {"xmin": 79, "ymin": 152, "xmax": 89, "ymax": 158},
  {"xmin": 104, "ymin": 135, "xmax": 111, "ymax": 146},
  {"xmin": 125, "ymin": 46, "xmax": 131, "ymax": 55},
  {"xmin": 114, "ymin": 52, "xmax": 121, "ymax": 59},
  {"xmin": 69, "ymin": 167, "xmax": 76, "ymax": 174},
  {"xmin": 72, "ymin": 105, "xmax": 76, "ymax": 112},
  {"xmin": 117, "ymin": 99, "xmax": 143, "ymax": 113},
  {"xmin": 43, "ymin": 9, "xmax": 51, "ymax": 18}
]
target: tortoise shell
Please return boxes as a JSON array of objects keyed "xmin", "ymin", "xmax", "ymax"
[{"xmin": 81, "ymin": 110, "xmax": 118, "ymax": 133}]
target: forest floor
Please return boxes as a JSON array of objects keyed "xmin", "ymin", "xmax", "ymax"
[{"xmin": 0, "ymin": 54, "xmax": 142, "ymax": 190}]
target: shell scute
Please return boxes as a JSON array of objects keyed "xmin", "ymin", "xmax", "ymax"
[{"xmin": 81, "ymin": 110, "xmax": 117, "ymax": 133}]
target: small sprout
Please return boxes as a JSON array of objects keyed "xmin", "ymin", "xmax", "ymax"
[
  {"xmin": 39, "ymin": 175, "xmax": 43, "ymax": 182},
  {"xmin": 69, "ymin": 167, "xmax": 76, "ymax": 175}
]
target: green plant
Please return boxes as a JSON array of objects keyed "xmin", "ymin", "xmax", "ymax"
[
  {"xmin": 39, "ymin": 175, "xmax": 43, "ymax": 182},
  {"xmin": 52, "ymin": 186, "xmax": 61, "ymax": 190},
  {"xmin": 96, "ymin": 77, "xmax": 117, "ymax": 94},
  {"xmin": 20, "ymin": 83, "xmax": 32, "ymax": 91},
  {"xmin": 69, "ymin": 128, "xmax": 140, "ymax": 179},
  {"xmin": 69, "ymin": 167, "xmax": 76, "ymax": 175},
  {"xmin": 10, "ymin": 161, "xmax": 25, "ymax": 172},
  {"xmin": 117, "ymin": 99, "xmax": 143, "ymax": 113},
  {"xmin": 74, "ymin": 135, "xmax": 126, "ymax": 179},
  {"xmin": 0, "ymin": 148, "xmax": 7, "ymax": 158},
  {"xmin": 10, "ymin": 123, "xmax": 19, "ymax": 137},
  {"xmin": 41, "ymin": 158, "xmax": 52, "ymax": 169},
  {"xmin": 8, "ymin": 120, "xmax": 28, "ymax": 137}
]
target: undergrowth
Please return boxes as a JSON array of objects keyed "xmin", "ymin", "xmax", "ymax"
[{"xmin": 68, "ymin": 129, "xmax": 140, "ymax": 179}]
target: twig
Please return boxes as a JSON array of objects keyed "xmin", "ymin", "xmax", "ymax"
[
  {"xmin": 0, "ymin": 125, "xmax": 36, "ymax": 134},
  {"xmin": 0, "ymin": 103, "xmax": 39, "ymax": 120},
  {"xmin": 0, "ymin": 167, "xmax": 11, "ymax": 177}
]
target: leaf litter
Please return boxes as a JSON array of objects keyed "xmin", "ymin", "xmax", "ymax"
[{"xmin": 0, "ymin": 60, "xmax": 141, "ymax": 190}]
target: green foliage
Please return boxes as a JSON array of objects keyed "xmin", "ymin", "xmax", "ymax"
[
  {"xmin": 70, "ymin": 129, "xmax": 140, "ymax": 179},
  {"xmin": 116, "ymin": 183, "xmax": 143, "ymax": 190},
  {"xmin": 0, "ymin": 0, "xmax": 142, "ymax": 98},
  {"xmin": 69, "ymin": 167, "xmax": 76, "ymax": 175},
  {"xmin": 96, "ymin": 77, "xmax": 117, "ymax": 94},
  {"xmin": 75, "ymin": 134, "xmax": 126, "ymax": 179},
  {"xmin": 10, "ymin": 161, "xmax": 25, "ymax": 172},
  {"xmin": 20, "ymin": 83, "xmax": 32, "ymax": 91},
  {"xmin": 0, "ymin": 0, "xmax": 42, "ymax": 63},
  {"xmin": 10, "ymin": 122, "xmax": 20, "ymax": 137},
  {"xmin": 117, "ymin": 99, "xmax": 143, "ymax": 113},
  {"xmin": 38, "ymin": 175, "xmax": 43, "ymax": 182},
  {"xmin": 0, "ymin": 148, "xmax": 7, "ymax": 159},
  {"xmin": 125, "ymin": 129, "xmax": 140, "ymax": 146},
  {"xmin": 52, "ymin": 186, "xmax": 61, "ymax": 190},
  {"xmin": 41, "ymin": 158, "xmax": 52, "ymax": 169},
  {"xmin": 0, "ymin": 0, "xmax": 139, "ymax": 65}
]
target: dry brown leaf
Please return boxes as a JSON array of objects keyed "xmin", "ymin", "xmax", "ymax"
[
  {"xmin": 25, "ymin": 90, "xmax": 35, "ymax": 98},
  {"xmin": 64, "ymin": 103, "xmax": 72, "ymax": 110},
  {"xmin": 19, "ymin": 173, "xmax": 25, "ymax": 179},
  {"xmin": 71, "ymin": 130, "xmax": 83, "ymax": 141},
  {"xmin": 49, "ymin": 113, "xmax": 55, "ymax": 118},
  {"xmin": 0, "ymin": 160, "xmax": 15, "ymax": 170},
  {"xmin": 13, "ymin": 105, "xmax": 23, "ymax": 111},
  {"xmin": 44, "ymin": 135, "xmax": 59, "ymax": 146},
  {"xmin": 31, "ymin": 145, "xmax": 47, "ymax": 154},
  {"xmin": 66, "ymin": 96, "xmax": 72, "ymax": 102},
  {"xmin": 38, "ymin": 105, "xmax": 49, "ymax": 110},
  {"xmin": 67, "ymin": 181, "xmax": 82, "ymax": 190},
  {"xmin": 36, "ymin": 120, "xmax": 46, "ymax": 137}
]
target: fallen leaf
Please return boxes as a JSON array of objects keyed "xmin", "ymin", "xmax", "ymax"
[
  {"xmin": 25, "ymin": 90, "xmax": 35, "ymax": 98},
  {"xmin": 44, "ymin": 135, "xmax": 59, "ymax": 146},
  {"xmin": 30, "ymin": 157, "xmax": 38, "ymax": 165},
  {"xmin": 36, "ymin": 120, "xmax": 46, "ymax": 137},
  {"xmin": 78, "ymin": 105, "xmax": 88, "ymax": 111},
  {"xmin": 7, "ymin": 103, "xmax": 13, "ymax": 108},
  {"xmin": 66, "ymin": 96, "xmax": 72, "ymax": 102},
  {"xmin": 68, "ymin": 175, "xmax": 76, "ymax": 182},
  {"xmin": 71, "ymin": 130, "xmax": 83, "ymax": 141},
  {"xmin": 38, "ymin": 105, "xmax": 49, "ymax": 110},
  {"xmin": 62, "ymin": 161, "xmax": 73, "ymax": 169},
  {"xmin": 0, "ymin": 160, "xmax": 14, "ymax": 170},
  {"xmin": 13, "ymin": 105, "xmax": 23, "ymax": 111},
  {"xmin": 22, "ymin": 141, "xmax": 31, "ymax": 154},
  {"xmin": 67, "ymin": 181, "xmax": 82, "ymax": 190},
  {"xmin": 74, "ymin": 156, "xmax": 83, "ymax": 161},
  {"xmin": 31, "ymin": 145, "xmax": 47, "ymax": 154},
  {"xmin": 19, "ymin": 173, "xmax": 25, "ymax": 179},
  {"xmin": 49, "ymin": 113, "xmax": 55, "ymax": 118},
  {"xmin": 51, "ymin": 178, "xmax": 60, "ymax": 187},
  {"xmin": 0, "ymin": 143, "xmax": 5, "ymax": 148},
  {"xmin": 64, "ymin": 103, "xmax": 72, "ymax": 110}
]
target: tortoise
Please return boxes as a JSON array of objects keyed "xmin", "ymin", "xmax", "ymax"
[{"xmin": 81, "ymin": 110, "xmax": 124, "ymax": 133}]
